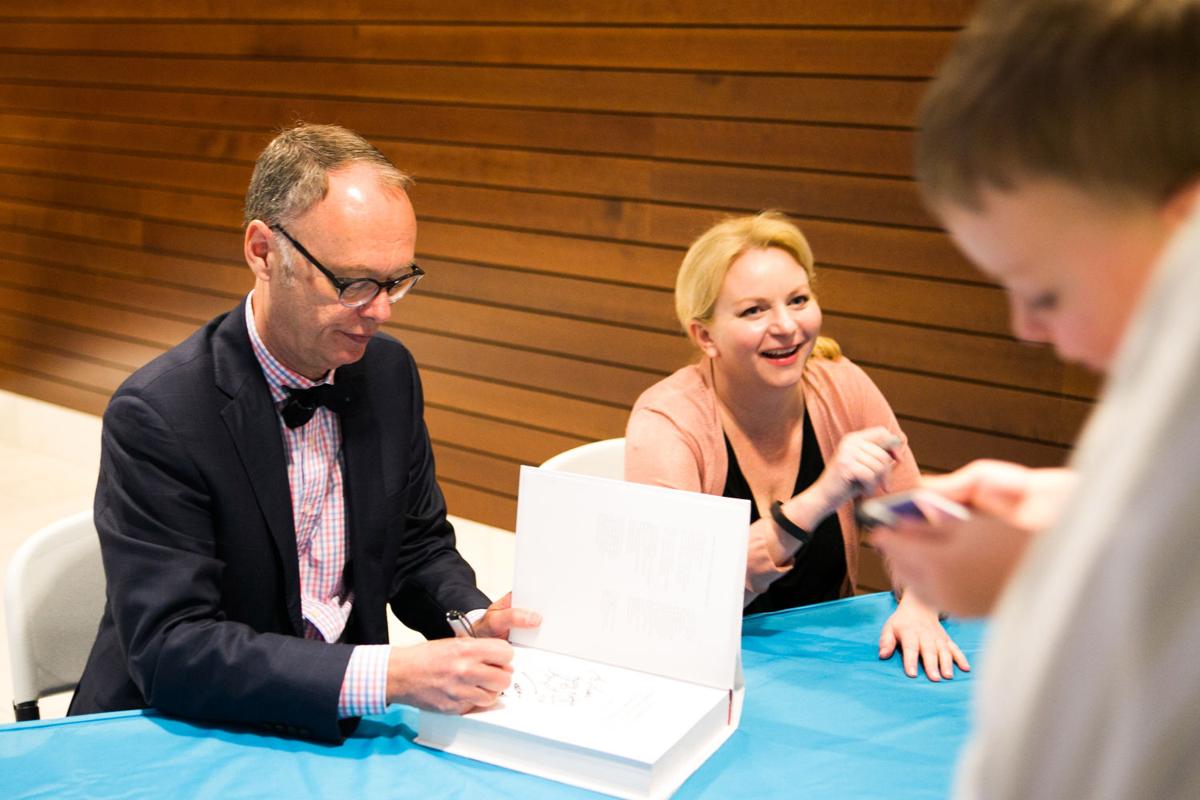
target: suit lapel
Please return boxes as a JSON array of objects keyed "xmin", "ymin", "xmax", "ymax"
[
  {"xmin": 338, "ymin": 364, "xmax": 383, "ymax": 607},
  {"xmin": 213, "ymin": 302, "xmax": 304, "ymax": 635}
]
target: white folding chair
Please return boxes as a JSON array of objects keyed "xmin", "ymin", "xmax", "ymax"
[
  {"xmin": 538, "ymin": 438, "xmax": 625, "ymax": 480},
  {"xmin": 5, "ymin": 510, "xmax": 105, "ymax": 721}
]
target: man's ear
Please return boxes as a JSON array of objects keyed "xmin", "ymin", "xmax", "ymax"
[
  {"xmin": 689, "ymin": 319, "xmax": 719, "ymax": 359},
  {"xmin": 244, "ymin": 220, "xmax": 274, "ymax": 281}
]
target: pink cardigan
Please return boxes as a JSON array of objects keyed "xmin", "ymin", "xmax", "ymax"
[{"xmin": 624, "ymin": 356, "xmax": 919, "ymax": 596}]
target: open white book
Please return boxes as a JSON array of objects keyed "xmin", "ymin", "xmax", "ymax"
[{"xmin": 418, "ymin": 466, "xmax": 750, "ymax": 799}]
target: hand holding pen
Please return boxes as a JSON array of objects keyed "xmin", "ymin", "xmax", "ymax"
[
  {"xmin": 818, "ymin": 427, "xmax": 904, "ymax": 509},
  {"xmin": 446, "ymin": 609, "xmax": 478, "ymax": 638}
]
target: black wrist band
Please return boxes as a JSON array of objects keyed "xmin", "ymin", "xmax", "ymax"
[{"xmin": 770, "ymin": 500, "xmax": 813, "ymax": 549}]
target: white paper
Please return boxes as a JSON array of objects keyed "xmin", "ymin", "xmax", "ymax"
[
  {"xmin": 462, "ymin": 646, "xmax": 728, "ymax": 763},
  {"xmin": 510, "ymin": 467, "xmax": 750, "ymax": 690}
]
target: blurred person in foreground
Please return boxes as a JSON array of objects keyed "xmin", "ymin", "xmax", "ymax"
[
  {"xmin": 869, "ymin": 1, "xmax": 1200, "ymax": 797},
  {"xmin": 625, "ymin": 212, "xmax": 968, "ymax": 682}
]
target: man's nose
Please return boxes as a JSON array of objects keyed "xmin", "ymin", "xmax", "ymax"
[{"xmin": 359, "ymin": 289, "xmax": 393, "ymax": 323}]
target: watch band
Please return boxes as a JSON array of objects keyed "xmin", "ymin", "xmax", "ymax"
[{"xmin": 770, "ymin": 500, "xmax": 813, "ymax": 549}]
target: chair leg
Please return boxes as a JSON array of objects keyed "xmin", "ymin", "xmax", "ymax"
[{"xmin": 13, "ymin": 700, "xmax": 40, "ymax": 722}]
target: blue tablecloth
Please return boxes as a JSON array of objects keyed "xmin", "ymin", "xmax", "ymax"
[{"xmin": 0, "ymin": 593, "xmax": 985, "ymax": 799}]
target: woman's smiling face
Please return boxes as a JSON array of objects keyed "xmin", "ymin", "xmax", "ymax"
[{"xmin": 693, "ymin": 246, "xmax": 823, "ymax": 390}]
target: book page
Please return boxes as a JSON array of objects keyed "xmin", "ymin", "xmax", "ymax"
[
  {"xmin": 510, "ymin": 467, "xmax": 749, "ymax": 689},
  {"xmin": 466, "ymin": 646, "xmax": 728, "ymax": 763}
]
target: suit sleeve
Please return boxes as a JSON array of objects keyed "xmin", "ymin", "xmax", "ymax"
[
  {"xmin": 386, "ymin": 357, "xmax": 490, "ymax": 637},
  {"xmin": 95, "ymin": 392, "xmax": 353, "ymax": 742}
]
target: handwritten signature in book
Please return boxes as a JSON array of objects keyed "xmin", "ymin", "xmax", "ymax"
[{"xmin": 504, "ymin": 668, "xmax": 609, "ymax": 707}]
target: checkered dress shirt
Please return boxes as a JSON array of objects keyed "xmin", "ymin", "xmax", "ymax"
[{"xmin": 245, "ymin": 294, "xmax": 389, "ymax": 717}]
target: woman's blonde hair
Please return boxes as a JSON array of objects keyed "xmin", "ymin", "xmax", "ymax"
[{"xmin": 675, "ymin": 211, "xmax": 841, "ymax": 360}]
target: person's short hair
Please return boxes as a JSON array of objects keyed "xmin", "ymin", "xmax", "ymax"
[
  {"xmin": 915, "ymin": 0, "xmax": 1200, "ymax": 210},
  {"xmin": 675, "ymin": 211, "xmax": 841, "ymax": 360},
  {"xmin": 243, "ymin": 123, "xmax": 413, "ymax": 226}
]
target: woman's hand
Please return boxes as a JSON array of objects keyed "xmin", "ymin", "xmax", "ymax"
[
  {"xmin": 812, "ymin": 426, "xmax": 900, "ymax": 512},
  {"xmin": 760, "ymin": 427, "xmax": 901, "ymax": 569},
  {"xmin": 878, "ymin": 593, "xmax": 970, "ymax": 680}
]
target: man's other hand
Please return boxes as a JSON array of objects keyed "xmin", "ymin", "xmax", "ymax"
[{"xmin": 471, "ymin": 591, "xmax": 542, "ymax": 640}]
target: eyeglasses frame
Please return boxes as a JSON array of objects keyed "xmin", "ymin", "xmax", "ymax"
[{"xmin": 269, "ymin": 223, "xmax": 424, "ymax": 308}]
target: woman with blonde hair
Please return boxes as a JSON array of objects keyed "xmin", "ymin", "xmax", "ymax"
[{"xmin": 625, "ymin": 211, "xmax": 967, "ymax": 681}]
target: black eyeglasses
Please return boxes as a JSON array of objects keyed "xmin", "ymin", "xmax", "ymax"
[{"xmin": 270, "ymin": 224, "xmax": 424, "ymax": 309}]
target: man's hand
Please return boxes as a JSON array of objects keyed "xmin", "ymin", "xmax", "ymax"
[
  {"xmin": 870, "ymin": 460, "xmax": 1076, "ymax": 617},
  {"xmin": 470, "ymin": 592, "xmax": 542, "ymax": 640},
  {"xmin": 384, "ymin": 593, "xmax": 541, "ymax": 714},
  {"xmin": 921, "ymin": 459, "xmax": 1076, "ymax": 531},
  {"xmin": 878, "ymin": 593, "xmax": 970, "ymax": 680},
  {"xmin": 872, "ymin": 511, "xmax": 1036, "ymax": 617},
  {"xmin": 385, "ymin": 638, "xmax": 515, "ymax": 714}
]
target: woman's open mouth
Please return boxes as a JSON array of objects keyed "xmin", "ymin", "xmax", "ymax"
[{"xmin": 760, "ymin": 344, "xmax": 801, "ymax": 361}]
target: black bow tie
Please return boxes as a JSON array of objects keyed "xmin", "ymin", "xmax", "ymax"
[{"xmin": 280, "ymin": 382, "xmax": 356, "ymax": 429}]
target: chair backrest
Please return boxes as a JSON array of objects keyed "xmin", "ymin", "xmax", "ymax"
[
  {"xmin": 5, "ymin": 510, "xmax": 104, "ymax": 721},
  {"xmin": 538, "ymin": 438, "xmax": 626, "ymax": 481}
]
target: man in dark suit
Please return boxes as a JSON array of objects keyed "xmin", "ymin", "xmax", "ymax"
[{"xmin": 69, "ymin": 124, "xmax": 537, "ymax": 741}]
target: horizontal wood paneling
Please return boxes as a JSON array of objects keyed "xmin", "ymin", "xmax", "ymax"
[
  {"xmin": 0, "ymin": 123, "xmax": 979, "ymax": 275},
  {"xmin": 4, "ymin": 23, "xmax": 957, "ymax": 76},
  {"xmin": 3, "ymin": 1, "xmax": 974, "ymax": 27},
  {"xmin": 439, "ymin": 481, "xmax": 516, "ymax": 532},
  {"xmin": 0, "ymin": 243, "xmax": 1094, "ymax": 408},
  {"xmin": 397, "ymin": 328, "xmax": 660, "ymax": 409},
  {"xmin": 0, "ymin": 363, "xmax": 110, "ymax": 415},
  {"xmin": 0, "ymin": 2, "xmax": 1092, "ymax": 598},
  {"xmin": 0, "ymin": 309, "xmax": 1080, "ymax": 462},
  {"xmin": 425, "ymin": 406, "xmax": 588, "ymax": 468},
  {"xmin": 0, "ymin": 53, "xmax": 927, "ymax": 126},
  {"xmin": 903, "ymin": 420, "xmax": 1070, "ymax": 473},
  {"xmin": 0, "ymin": 125, "xmax": 938, "ymax": 229},
  {"xmin": 0, "ymin": 192, "xmax": 1002, "ymax": 334},
  {"xmin": 1, "ymin": 87, "xmax": 918, "ymax": 174}
]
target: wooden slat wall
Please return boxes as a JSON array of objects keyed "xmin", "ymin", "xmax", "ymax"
[{"xmin": 0, "ymin": 1, "xmax": 1097, "ymax": 591}]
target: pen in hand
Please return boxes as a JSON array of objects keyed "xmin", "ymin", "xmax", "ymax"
[{"xmin": 446, "ymin": 609, "xmax": 477, "ymax": 638}]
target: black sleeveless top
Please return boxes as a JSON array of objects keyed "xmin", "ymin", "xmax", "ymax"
[{"xmin": 725, "ymin": 411, "xmax": 847, "ymax": 615}]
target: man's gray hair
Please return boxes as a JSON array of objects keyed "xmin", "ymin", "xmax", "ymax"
[{"xmin": 243, "ymin": 123, "xmax": 412, "ymax": 226}]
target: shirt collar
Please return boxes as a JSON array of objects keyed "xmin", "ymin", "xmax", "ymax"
[{"xmin": 245, "ymin": 291, "xmax": 336, "ymax": 404}]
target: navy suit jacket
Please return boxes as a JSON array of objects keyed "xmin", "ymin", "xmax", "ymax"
[{"xmin": 69, "ymin": 301, "xmax": 489, "ymax": 741}]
